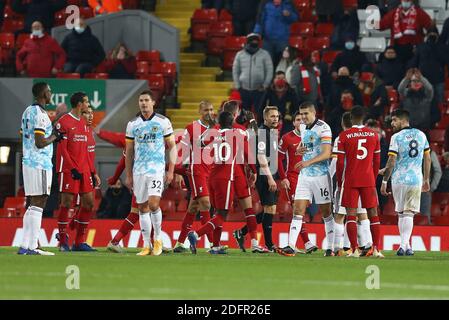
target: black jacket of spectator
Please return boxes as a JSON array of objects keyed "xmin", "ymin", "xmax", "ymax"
[
  {"xmin": 330, "ymin": 9, "xmax": 360, "ymax": 50},
  {"xmin": 96, "ymin": 186, "xmax": 132, "ymax": 219},
  {"xmin": 225, "ymin": 0, "xmax": 260, "ymax": 21},
  {"xmin": 376, "ymin": 54, "xmax": 405, "ymax": 88},
  {"xmin": 12, "ymin": 0, "xmax": 67, "ymax": 33},
  {"xmin": 316, "ymin": 0, "xmax": 342, "ymax": 16},
  {"xmin": 330, "ymin": 46, "xmax": 368, "ymax": 75},
  {"xmin": 61, "ymin": 26, "xmax": 105, "ymax": 66},
  {"xmin": 440, "ymin": 17, "xmax": 449, "ymax": 46},
  {"xmin": 409, "ymin": 40, "xmax": 449, "ymax": 85}
]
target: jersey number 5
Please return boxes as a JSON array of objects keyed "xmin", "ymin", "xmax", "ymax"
[{"xmin": 357, "ymin": 139, "xmax": 368, "ymax": 160}]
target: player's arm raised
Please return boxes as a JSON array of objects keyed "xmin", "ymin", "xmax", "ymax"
[{"xmin": 164, "ymin": 133, "xmax": 176, "ymax": 187}]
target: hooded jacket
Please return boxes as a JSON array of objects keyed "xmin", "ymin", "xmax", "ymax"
[
  {"xmin": 233, "ymin": 47, "xmax": 273, "ymax": 90},
  {"xmin": 61, "ymin": 26, "xmax": 106, "ymax": 66}
]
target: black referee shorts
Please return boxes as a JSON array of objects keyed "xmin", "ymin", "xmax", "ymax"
[{"xmin": 255, "ymin": 174, "xmax": 278, "ymax": 206}]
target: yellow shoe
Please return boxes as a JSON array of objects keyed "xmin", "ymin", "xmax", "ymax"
[
  {"xmin": 373, "ymin": 247, "xmax": 385, "ymax": 259},
  {"xmin": 152, "ymin": 239, "xmax": 163, "ymax": 256},
  {"xmin": 136, "ymin": 247, "xmax": 152, "ymax": 256},
  {"xmin": 346, "ymin": 248, "xmax": 361, "ymax": 258}
]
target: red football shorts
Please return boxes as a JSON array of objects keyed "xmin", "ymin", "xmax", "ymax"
[
  {"xmin": 209, "ymin": 178, "xmax": 234, "ymax": 210},
  {"xmin": 188, "ymin": 173, "xmax": 209, "ymax": 199},
  {"xmin": 287, "ymin": 173, "xmax": 299, "ymax": 202},
  {"xmin": 234, "ymin": 173, "xmax": 251, "ymax": 199},
  {"xmin": 59, "ymin": 171, "xmax": 94, "ymax": 194},
  {"xmin": 341, "ymin": 186, "xmax": 378, "ymax": 209}
]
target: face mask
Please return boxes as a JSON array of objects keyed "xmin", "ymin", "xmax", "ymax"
[
  {"xmin": 32, "ymin": 30, "xmax": 43, "ymax": 37},
  {"xmin": 402, "ymin": 1, "xmax": 412, "ymax": 9},
  {"xmin": 74, "ymin": 27, "xmax": 85, "ymax": 34},
  {"xmin": 249, "ymin": 42, "xmax": 259, "ymax": 49},
  {"xmin": 341, "ymin": 96, "xmax": 354, "ymax": 110},
  {"xmin": 411, "ymin": 81, "xmax": 423, "ymax": 91},
  {"xmin": 274, "ymin": 78, "xmax": 287, "ymax": 89},
  {"xmin": 282, "ymin": 50, "xmax": 290, "ymax": 59},
  {"xmin": 345, "ymin": 41, "xmax": 355, "ymax": 50},
  {"xmin": 338, "ymin": 75, "xmax": 351, "ymax": 82}
]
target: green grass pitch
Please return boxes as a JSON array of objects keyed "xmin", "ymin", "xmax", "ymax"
[{"xmin": 1, "ymin": 247, "xmax": 449, "ymax": 300}]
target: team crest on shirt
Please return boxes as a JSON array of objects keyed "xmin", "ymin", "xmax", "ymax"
[{"xmin": 152, "ymin": 126, "xmax": 159, "ymax": 132}]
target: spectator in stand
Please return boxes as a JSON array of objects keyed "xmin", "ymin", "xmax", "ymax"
[
  {"xmin": 104, "ymin": 43, "xmax": 136, "ymax": 79},
  {"xmin": 289, "ymin": 55, "xmax": 321, "ymax": 107},
  {"xmin": 16, "ymin": 20, "xmax": 66, "ymax": 78},
  {"xmin": 202, "ymin": 0, "xmax": 225, "ymax": 11},
  {"xmin": 61, "ymin": 17, "xmax": 106, "ymax": 77},
  {"xmin": 440, "ymin": 16, "xmax": 449, "ymax": 46},
  {"xmin": 12, "ymin": 0, "xmax": 67, "ymax": 34},
  {"xmin": 225, "ymin": 0, "xmax": 261, "ymax": 36},
  {"xmin": 330, "ymin": 36, "xmax": 368, "ymax": 78},
  {"xmin": 253, "ymin": 0, "xmax": 298, "ymax": 67},
  {"xmin": 96, "ymin": 179, "xmax": 132, "ymax": 219},
  {"xmin": 311, "ymin": 50, "xmax": 332, "ymax": 101},
  {"xmin": 379, "ymin": 0, "xmax": 433, "ymax": 64},
  {"xmin": 315, "ymin": 0, "xmax": 343, "ymax": 23},
  {"xmin": 262, "ymin": 70, "xmax": 298, "ymax": 135},
  {"xmin": 357, "ymin": 68, "xmax": 388, "ymax": 120},
  {"xmin": 275, "ymin": 45, "xmax": 297, "ymax": 83},
  {"xmin": 398, "ymin": 68, "xmax": 433, "ymax": 131},
  {"xmin": 330, "ymin": 7, "xmax": 359, "ymax": 50},
  {"xmin": 376, "ymin": 46, "xmax": 405, "ymax": 89},
  {"xmin": 436, "ymin": 152, "xmax": 449, "ymax": 193},
  {"xmin": 88, "ymin": 0, "xmax": 123, "ymax": 15},
  {"xmin": 232, "ymin": 33, "xmax": 273, "ymax": 121},
  {"xmin": 420, "ymin": 148, "xmax": 442, "ymax": 223},
  {"xmin": 409, "ymin": 27, "xmax": 449, "ymax": 125}
]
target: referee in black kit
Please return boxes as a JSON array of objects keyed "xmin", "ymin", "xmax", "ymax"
[{"xmin": 254, "ymin": 106, "xmax": 280, "ymax": 252}]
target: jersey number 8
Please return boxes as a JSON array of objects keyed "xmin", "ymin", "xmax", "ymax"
[{"xmin": 409, "ymin": 140, "xmax": 419, "ymax": 158}]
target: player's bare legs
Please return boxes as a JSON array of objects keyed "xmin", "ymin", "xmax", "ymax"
[{"xmin": 137, "ymin": 195, "xmax": 163, "ymax": 256}]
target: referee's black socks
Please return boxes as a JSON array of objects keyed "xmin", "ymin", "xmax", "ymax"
[{"xmin": 262, "ymin": 213, "xmax": 273, "ymax": 249}]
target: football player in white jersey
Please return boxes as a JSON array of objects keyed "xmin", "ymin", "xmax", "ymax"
[
  {"xmin": 381, "ymin": 109, "xmax": 431, "ymax": 256},
  {"xmin": 278, "ymin": 102, "xmax": 334, "ymax": 256},
  {"xmin": 18, "ymin": 82, "xmax": 62, "ymax": 255},
  {"xmin": 125, "ymin": 90, "xmax": 176, "ymax": 256}
]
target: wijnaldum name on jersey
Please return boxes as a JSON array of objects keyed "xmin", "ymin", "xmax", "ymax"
[{"xmin": 345, "ymin": 132, "xmax": 375, "ymax": 139}]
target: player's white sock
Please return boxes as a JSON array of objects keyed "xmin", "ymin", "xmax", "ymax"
[
  {"xmin": 139, "ymin": 212, "xmax": 152, "ymax": 248},
  {"xmin": 251, "ymin": 238, "xmax": 259, "ymax": 247},
  {"xmin": 333, "ymin": 222, "xmax": 344, "ymax": 251},
  {"xmin": 398, "ymin": 213, "xmax": 404, "ymax": 243},
  {"xmin": 343, "ymin": 223, "xmax": 350, "ymax": 248},
  {"xmin": 323, "ymin": 215, "xmax": 334, "ymax": 250},
  {"xmin": 21, "ymin": 208, "xmax": 32, "ymax": 249},
  {"xmin": 288, "ymin": 215, "xmax": 303, "ymax": 248},
  {"xmin": 401, "ymin": 212, "xmax": 414, "ymax": 250},
  {"xmin": 357, "ymin": 221, "xmax": 364, "ymax": 247},
  {"xmin": 150, "ymin": 208, "xmax": 162, "ymax": 241},
  {"xmin": 28, "ymin": 206, "xmax": 43, "ymax": 250},
  {"xmin": 360, "ymin": 219, "xmax": 372, "ymax": 248}
]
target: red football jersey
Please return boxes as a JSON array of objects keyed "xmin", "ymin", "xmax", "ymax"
[
  {"xmin": 336, "ymin": 125, "xmax": 381, "ymax": 188},
  {"xmin": 56, "ymin": 113, "xmax": 91, "ymax": 173},
  {"xmin": 87, "ymin": 127, "xmax": 96, "ymax": 174},
  {"xmin": 210, "ymin": 128, "xmax": 256, "ymax": 181},
  {"xmin": 180, "ymin": 120, "xmax": 212, "ymax": 177},
  {"xmin": 233, "ymin": 122, "xmax": 249, "ymax": 178},
  {"xmin": 278, "ymin": 130, "xmax": 302, "ymax": 176}
]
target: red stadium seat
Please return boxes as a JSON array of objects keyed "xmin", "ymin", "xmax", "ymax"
[
  {"xmin": 219, "ymin": 9, "xmax": 233, "ymax": 21},
  {"xmin": 222, "ymin": 36, "xmax": 246, "ymax": 70},
  {"xmin": 176, "ymin": 199, "xmax": 188, "ymax": 212},
  {"xmin": 136, "ymin": 50, "xmax": 160, "ymax": 63},
  {"xmin": 290, "ymin": 22, "xmax": 314, "ymax": 37},
  {"xmin": 149, "ymin": 61, "xmax": 163, "ymax": 74},
  {"xmin": 56, "ymin": 72, "xmax": 81, "ymax": 78},
  {"xmin": 343, "ymin": 0, "xmax": 358, "ymax": 8},
  {"xmin": 304, "ymin": 37, "xmax": 330, "ymax": 51},
  {"xmin": 321, "ymin": 50, "xmax": 341, "ymax": 65},
  {"xmin": 207, "ymin": 21, "xmax": 233, "ymax": 56},
  {"xmin": 435, "ymin": 114, "xmax": 449, "ymax": 129},
  {"xmin": 161, "ymin": 62, "xmax": 177, "ymax": 95},
  {"xmin": 15, "ymin": 33, "xmax": 30, "ymax": 49},
  {"xmin": 432, "ymin": 192, "xmax": 449, "ymax": 208},
  {"xmin": 429, "ymin": 129, "xmax": 445, "ymax": 144},
  {"xmin": 430, "ymin": 142, "xmax": 443, "ymax": 155},
  {"xmin": 122, "ymin": 0, "xmax": 139, "ymax": 9},
  {"xmin": 3, "ymin": 196, "xmax": 26, "ymax": 216},
  {"xmin": 54, "ymin": 9, "xmax": 69, "ymax": 26},
  {"xmin": 80, "ymin": 7, "xmax": 94, "ymax": 19},
  {"xmin": 379, "ymin": 215, "xmax": 397, "ymax": 225},
  {"xmin": 191, "ymin": 9, "xmax": 218, "ymax": 42},
  {"xmin": 414, "ymin": 215, "xmax": 429, "ymax": 226},
  {"xmin": 162, "ymin": 187, "xmax": 187, "ymax": 203},
  {"xmin": 288, "ymin": 36, "xmax": 305, "ymax": 50},
  {"xmin": 315, "ymin": 23, "xmax": 334, "ymax": 36},
  {"xmin": 0, "ymin": 32, "xmax": 14, "ymax": 49},
  {"xmin": 381, "ymin": 198, "xmax": 396, "ymax": 215},
  {"xmin": 298, "ymin": 8, "xmax": 317, "ymax": 23},
  {"xmin": 3, "ymin": 5, "xmax": 23, "ymax": 19},
  {"xmin": 84, "ymin": 73, "xmax": 109, "ymax": 79},
  {"xmin": 1, "ymin": 18, "xmax": 24, "ymax": 33},
  {"xmin": 387, "ymin": 88, "xmax": 399, "ymax": 104},
  {"xmin": 136, "ymin": 61, "xmax": 150, "ymax": 75},
  {"xmin": 293, "ymin": 0, "xmax": 311, "ymax": 10}
]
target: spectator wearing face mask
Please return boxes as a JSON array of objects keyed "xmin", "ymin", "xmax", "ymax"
[
  {"xmin": 253, "ymin": 0, "xmax": 298, "ymax": 67},
  {"xmin": 289, "ymin": 55, "xmax": 322, "ymax": 107},
  {"xmin": 61, "ymin": 17, "xmax": 106, "ymax": 77},
  {"xmin": 376, "ymin": 46, "xmax": 405, "ymax": 89},
  {"xmin": 409, "ymin": 27, "xmax": 449, "ymax": 124},
  {"xmin": 233, "ymin": 33, "xmax": 273, "ymax": 120},
  {"xmin": 275, "ymin": 45, "xmax": 298, "ymax": 83},
  {"xmin": 16, "ymin": 20, "xmax": 66, "ymax": 78},
  {"xmin": 398, "ymin": 68, "xmax": 433, "ymax": 131},
  {"xmin": 330, "ymin": 8, "xmax": 359, "ymax": 50},
  {"xmin": 357, "ymin": 69, "xmax": 388, "ymax": 120},
  {"xmin": 262, "ymin": 71, "xmax": 299, "ymax": 135},
  {"xmin": 379, "ymin": 0, "xmax": 433, "ymax": 64},
  {"xmin": 330, "ymin": 36, "xmax": 368, "ymax": 78}
]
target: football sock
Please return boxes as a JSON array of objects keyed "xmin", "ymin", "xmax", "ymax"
[
  {"xmin": 112, "ymin": 211, "xmax": 139, "ymax": 245},
  {"xmin": 21, "ymin": 208, "xmax": 32, "ymax": 249},
  {"xmin": 150, "ymin": 208, "xmax": 162, "ymax": 241},
  {"xmin": 333, "ymin": 222, "xmax": 344, "ymax": 251},
  {"xmin": 288, "ymin": 215, "xmax": 303, "ymax": 248},
  {"xmin": 200, "ymin": 210, "xmax": 214, "ymax": 244},
  {"xmin": 241, "ymin": 212, "xmax": 264, "ymax": 237},
  {"xmin": 197, "ymin": 214, "xmax": 224, "ymax": 238},
  {"xmin": 57, "ymin": 206, "xmax": 69, "ymax": 245},
  {"xmin": 68, "ymin": 208, "xmax": 79, "ymax": 231},
  {"xmin": 398, "ymin": 213, "xmax": 404, "ymax": 243},
  {"xmin": 244, "ymin": 208, "xmax": 258, "ymax": 240},
  {"xmin": 178, "ymin": 212, "xmax": 196, "ymax": 244},
  {"xmin": 343, "ymin": 222, "xmax": 351, "ymax": 249},
  {"xmin": 262, "ymin": 213, "xmax": 273, "ymax": 248},
  {"xmin": 369, "ymin": 215, "xmax": 381, "ymax": 248},
  {"xmin": 28, "ymin": 206, "xmax": 43, "ymax": 250},
  {"xmin": 357, "ymin": 221, "xmax": 364, "ymax": 247},
  {"xmin": 75, "ymin": 207, "xmax": 92, "ymax": 246},
  {"xmin": 346, "ymin": 215, "xmax": 358, "ymax": 251},
  {"xmin": 401, "ymin": 212, "xmax": 414, "ymax": 250},
  {"xmin": 361, "ymin": 218, "xmax": 372, "ymax": 248},
  {"xmin": 300, "ymin": 221, "xmax": 311, "ymax": 245},
  {"xmin": 139, "ymin": 212, "xmax": 152, "ymax": 248},
  {"xmin": 323, "ymin": 215, "xmax": 335, "ymax": 250},
  {"xmin": 213, "ymin": 226, "xmax": 222, "ymax": 247}
]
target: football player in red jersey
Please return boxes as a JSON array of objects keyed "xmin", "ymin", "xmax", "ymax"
[
  {"xmin": 55, "ymin": 92, "xmax": 96, "ymax": 251},
  {"xmin": 187, "ymin": 111, "xmax": 258, "ymax": 254},
  {"xmin": 277, "ymin": 111, "xmax": 317, "ymax": 255},
  {"xmin": 336, "ymin": 106, "xmax": 384, "ymax": 258}
]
